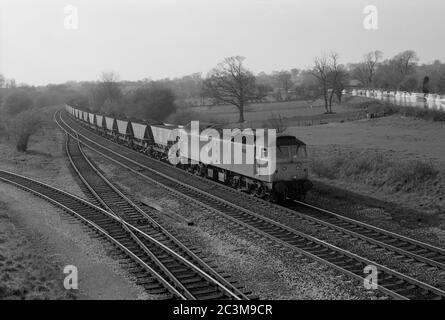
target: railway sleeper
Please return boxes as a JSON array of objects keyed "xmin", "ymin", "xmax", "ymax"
[
  {"xmin": 194, "ymin": 292, "xmax": 226, "ymax": 300},
  {"xmin": 172, "ymin": 271, "xmax": 198, "ymax": 280},
  {"xmin": 189, "ymin": 287, "xmax": 220, "ymax": 297},
  {"xmin": 177, "ymin": 276, "xmax": 204, "ymax": 284}
]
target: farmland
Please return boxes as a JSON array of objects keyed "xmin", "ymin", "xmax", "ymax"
[{"xmin": 187, "ymin": 98, "xmax": 362, "ymax": 126}]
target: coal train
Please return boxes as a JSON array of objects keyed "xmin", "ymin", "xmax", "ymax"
[{"xmin": 65, "ymin": 105, "xmax": 312, "ymax": 202}]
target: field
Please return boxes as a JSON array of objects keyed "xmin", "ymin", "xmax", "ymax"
[
  {"xmin": 189, "ymin": 98, "xmax": 445, "ymax": 223},
  {"xmin": 185, "ymin": 99, "xmax": 363, "ymax": 127},
  {"xmin": 287, "ymin": 115, "xmax": 445, "ymax": 231},
  {"xmin": 187, "ymin": 98, "xmax": 445, "ymax": 225}
]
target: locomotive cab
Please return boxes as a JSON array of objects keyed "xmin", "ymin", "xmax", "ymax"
[{"xmin": 273, "ymin": 136, "xmax": 312, "ymax": 201}]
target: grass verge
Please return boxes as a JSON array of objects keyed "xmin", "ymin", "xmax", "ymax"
[{"xmin": 311, "ymin": 152, "xmax": 439, "ymax": 193}]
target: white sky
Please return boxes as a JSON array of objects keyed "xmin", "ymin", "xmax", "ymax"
[{"xmin": 0, "ymin": 0, "xmax": 443, "ymax": 85}]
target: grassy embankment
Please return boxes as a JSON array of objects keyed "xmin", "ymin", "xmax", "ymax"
[{"xmin": 311, "ymin": 151, "xmax": 439, "ymax": 194}]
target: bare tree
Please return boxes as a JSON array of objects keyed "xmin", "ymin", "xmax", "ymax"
[
  {"xmin": 311, "ymin": 53, "xmax": 346, "ymax": 113},
  {"xmin": 363, "ymin": 51, "xmax": 383, "ymax": 86},
  {"xmin": 275, "ymin": 71, "xmax": 293, "ymax": 101},
  {"xmin": 333, "ymin": 68, "xmax": 349, "ymax": 103},
  {"xmin": 349, "ymin": 63, "xmax": 368, "ymax": 87},
  {"xmin": 327, "ymin": 53, "xmax": 341, "ymax": 112},
  {"xmin": 5, "ymin": 79, "xmax": 16, "ymax": 88},
  {"xmin": 204, "ymin": 56, "xmax": 256, "ymax": 123},
  {"xmin": 311, "ymin": 55, "xmax": 331, "ymax": 113},
  {"xmin": 93, "ymin": 71, "xmax": 122, "ymax": 111},
  {"xmin": 327, "ymin": 53, "xmax": 350, "ymax": 109},
  {"xmin": 0, "ymin": 74, "xmax": 5, "ymax": 88},
  {"xmin": 393, "ymin": 50, "xmax": 419, "ymax": 76}
]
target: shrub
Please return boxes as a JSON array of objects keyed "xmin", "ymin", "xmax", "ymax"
[
  {"xmin": 387, "ymin": 160, "xmax": 438, "ymax": 192},
  {"xmin": 311, "ymin": 158, "xmax": 338, "ymax": 180},
  {"xmin": 311, "ymin": 151, "xmax": 439, "ymax": 194},
  {"xmin": 9, "ymin": 109, "xmax": 41, "ymax": 152},
  {"xmin": 131, "ymin": 83, "xmax": 177, "ymax": 121}
]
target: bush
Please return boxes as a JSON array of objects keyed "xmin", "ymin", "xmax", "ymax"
[
  {"xmin": 343, "ymin": 153, "xmax": 385, "ymax": 176},
  {"xmin": 9, "ymin": 109, "xmax": 41, "ymax": 152},
  {"xmin": 311, "ymin": 158, "xmax": 338, "ymax": 180},
  {"xmin": 1, "ymin": 89, "xmax": 33, "ymax": 116},
  {"xmin": 131, "ymin": 83, "xmax": 177, "ymax": 121},
  {"xmin": 387, "ymin": 160, "xmax": 438, "ymax": 192},
  {"xmin": 311, "ymin": 151, "xmax": 439, "ymax": 194}
]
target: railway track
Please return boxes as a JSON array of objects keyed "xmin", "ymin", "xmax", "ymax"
[
  {"xmin": 0, "ymin": 169, "xmax": 178, "ymax": 298},
  {"xmin": 64, "ymin": 132, "xmax": 251, "ymax": 300},
  {"xmin": 57, "ymin": 111, "xmax": 445, "ymax": 270},
  {"xmin": 220, "ymin": 186, "xmax": 445, "ymax": 272},
  {"xmin": 289, "ymin": 200, "xmax": 445, "ymax": 269},
  {"xmin": 67, "ymin": 111, "xmax": 445, "ymax": 271},
  {"xmin": 57, "ymin": 110, "xmax": 445, "ymax": 300},
  {"xmin": 0, "ymin": 167, "xmax": 247, "ymax": 300}
]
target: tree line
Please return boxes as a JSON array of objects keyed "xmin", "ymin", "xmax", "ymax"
[{"xmin": 1, "ymin": 48, "xmax": 444, "ymax": 143}]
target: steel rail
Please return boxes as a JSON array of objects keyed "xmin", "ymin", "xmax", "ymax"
[
  {"xmin": 0, "ymin": 169, "xmax": 185, "ymax": 299},
  {"xmin": 63, "ymin": 130, "xmax": 247, "ymax": 300}
]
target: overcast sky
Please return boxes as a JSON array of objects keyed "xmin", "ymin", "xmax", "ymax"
[{"xmin": 0, "ymin": 0, "xmax": 443, "ymax": 85}]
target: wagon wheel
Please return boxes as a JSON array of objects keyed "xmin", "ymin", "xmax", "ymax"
[
  {"xmin": 228, "ymin": 176, "xmax": 240, "ymax": 189},
  {"xmin": 273, "ymin": 183, "xmax": 287, "ymax": 203},
  {"xmin": 255, "ymin": 186, "xmax": 267, "ymax": 199},
  {"xmin": 198, "ymin": 165, "xmax": 207, "ymax": 177},
  {"xmin": 193, "ymin": 165, "xmax": 205, "ymax": 177}
]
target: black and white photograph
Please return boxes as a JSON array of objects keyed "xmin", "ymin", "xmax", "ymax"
[{"xmin": 0, "ymin": 0, "xmax": 444, "ymax": 310}]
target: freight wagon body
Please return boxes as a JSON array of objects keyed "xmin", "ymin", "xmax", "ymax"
[
  {"xmin": 116, "ymin": 119, "xmax": 133, "ymax": 143},
  {"xmin": 150, "ymin": 124, "xmax": 175, "ymax": 150},
  {"xmin": 88, "ymin": 113, "xmax": 95, "ymax": 127},
  {"xmin": 105, "ymin": 116, "xmax": 118, "ymax": 135},
  {"xmin": 96, "ymin": 115, "xmax": 105, "ymax": 129},
  {"xmin": 131, "ymin": 122, "xmax": 154, "ymax": 147}
]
